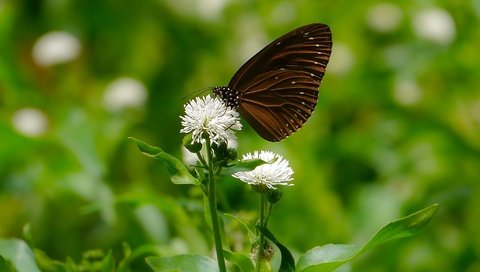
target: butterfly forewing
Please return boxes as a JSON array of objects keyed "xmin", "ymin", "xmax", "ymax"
[{"xmin": 229, "ymin": 23, "xmax": 332, "ymax": 90}]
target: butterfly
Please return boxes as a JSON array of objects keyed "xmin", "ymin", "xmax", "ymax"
[{"xmin": 213, "ymin": 23, "xmax": 332, "ymax": 142}]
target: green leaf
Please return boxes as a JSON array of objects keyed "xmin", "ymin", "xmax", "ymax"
[
  {"xmin": 258, "ymin": 226, "xmax": 295, "ymax": 272},
  {"xmin": 146, "ymin": 255, "xmax": 219, "ymax": 272},
  {"xmin": 297, "ymin": 204, "xmax": 439, "ymax": 272},
  {"xmin": 117, "ymin": 243, "xmax": 133, "ymax": 272},
  {"xmin": 33, "ymin": 249, "xmax": 70, "ymax": 272},
  {"xmin": 22, "ymin": 225, "xmax": 33, "ymax": 248},
  {"xmin": 0, "ymin": 239, "xmax": 41, "ymax": 272},
  {"xmin": 224, "ymin": 250, "xmax": 254, "ymax": 272},
  {"xmin": 221, "ymin": 159, "xmax": 268, "ymax": 176},
  {"xmin": 102, "ymin": 250, "xmax": 115, "ymax": 272},
  {"xmin": 203, "ymin": 196, "xmax": 229, "ymax": 249},
  {"xmin": 129, "ymin": 137, "xmax": 199, "ymax": 185},
  {"xmin": 223, "ymin": 213, "xmax": 255, "ymax": 241},
  {"xmin": 0, "ymin": 255, "xmax": 17, "ymax": 272}
]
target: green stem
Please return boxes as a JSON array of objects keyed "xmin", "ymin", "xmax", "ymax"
[
  {"xmin": 255, "ymin": 193, "xmax": 267, "ymax": 272},
  {"xmin": 265, "ymin": 201, "xmax": 273, "ymax": 226},
  {"xmin": 205, "ymin": 137, "xmax": 227, "ymax": 272},
  {"xmin": 196, "ymin": 151, "xmax": 208, "ymax": 167}
]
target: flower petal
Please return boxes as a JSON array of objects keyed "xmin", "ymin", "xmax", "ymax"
[{"xmin": 232, "ymin": 151, "xmax": 294, "ymax": 189}]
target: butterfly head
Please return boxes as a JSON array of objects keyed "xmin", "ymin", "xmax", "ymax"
[{"xmin": 212, "ymin": 86, "xmax": 240, "ymax": 109}]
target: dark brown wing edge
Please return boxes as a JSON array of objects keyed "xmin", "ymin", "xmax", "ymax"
[{"xmin": 229, "ymin": 23, "xmax": 332, "ymax": 91}]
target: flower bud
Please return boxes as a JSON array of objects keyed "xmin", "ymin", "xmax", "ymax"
[
  {"xmin": 251, "ymin": 184, "xmax": 269, "ymax": 194},
  {"xmin": 250, "ymin": 239, "xmax": 275, "ymax": 262},
  {"xmin": 213, "ymin": 142, "xmax": 229, "ymax": 165},
  {"xmin": 226, "ymin": 148, "xmax": 237, "ymax": 160},
  {"xmin": 213, "ymin": 141, "xmax": 227, "ymax": 155},
  {"xmin": 266, "ymin": 190, "xmax": 283, "ymax": 204}
]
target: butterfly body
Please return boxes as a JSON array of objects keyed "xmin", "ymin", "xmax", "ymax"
[{"xmin": 213, "ymin": 23, "xmax": 332, "ymax": 142}]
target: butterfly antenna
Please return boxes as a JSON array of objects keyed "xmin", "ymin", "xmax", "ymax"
[{"xmin": 182, "ymin": 87, "xmax": 213, "ymax": 102}]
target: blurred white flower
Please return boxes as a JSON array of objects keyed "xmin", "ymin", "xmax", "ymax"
[
  {"xmin": 471, "ymin": 99, "xmax": 480, "ymax": 126},
  {"xmin": 103, "ymin": 77, "xmax": 148, "ymax": 112},
  {"xmin": 181, "ymin": 146, "xmax": 199, "ymax": 166},
  {"xmin": 328, "ymin": 43, "xmax": 355, "ymax": 75},
  {"xmin": 412, "ymin": 8, "xmax": 456, "ymax": 45},
  {"xmin": 11, "ymin": 108, "xmax": 49, "ymax": 137},
  {"xmin": 32, "ymin": 31, "xmax": 81, "ymax": 66},
  {"xmin": 367, "ymin": 3, "xmax": 403, "ymax": 33},
  {"xmin": 196, "ymin": 0, "xmax": 227, "ymax": 19},
  {"xmin": 180, "ymin": 95, "xmax": 241, "ymax": 145},
  {"xmin": 235, "ymin": 19, "xmax": 267, "ymax": 64},
  {"xmin": 393, "ymin": 78, "xmax": 423, "ymax": 106},
  {"xmin": 163, "ymin": 0, "xmax": 228, "ymax": 21},
  {"xmin": 232, "ymin": 151, "xmax": 294, "ymax": 189},
  {"xmin": 270, "ymin": 1, "xmax": 296, "ymax": 24},
  {"xmin": 474, "ymin": 0, "xmax": 480, "ymax": 18}
]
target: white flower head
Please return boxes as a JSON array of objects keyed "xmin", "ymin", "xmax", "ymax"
[
  {"xmin": 412, "ymin": 7, "xmax": 456, "ymax": 45},
  {"xmin": 328, "ymin": 43, "xmax": 355, "ymax": 76},
  {"xmin": 11, "ymin": 108, "xmax": 49, "ymax": 137},
  {"xmin": 32, "ymin": 31, "xmax": 81, "ymax": 66},
  {"xmin": 180, "ymin": 95, "xmax": 242, "ymax": 145},
  {"xmin": 103, "ymin": 77, "xmax": 148, "ymax": 112},
  {"xmin": 393, "ymin": 77, "xmax": 423, "ymax": 106},
  {"xmin": 233, "ymin": 151, "xmax": 294, "ymax": 189},
  {"xmin": 367, "ymin": 3, "xmax": 403, "ymax": 33}
]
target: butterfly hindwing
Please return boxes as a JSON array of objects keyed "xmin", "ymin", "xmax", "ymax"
[{"xmin": 237, "ymin": 70, "xmax": 319, "ymax": 141}]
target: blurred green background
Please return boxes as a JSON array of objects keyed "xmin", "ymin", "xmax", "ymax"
[{"xmin": 1, "ymin": 0, "xmax": 480, "ymax": 271}]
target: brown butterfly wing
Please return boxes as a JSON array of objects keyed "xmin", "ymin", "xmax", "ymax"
[
  {"xmin": 237, "ymin": 70, "xmax": 319, "ymax": 141},
  {"xmin": 229, "ymin": 23, "xmax": 332, "ymax": 91}
]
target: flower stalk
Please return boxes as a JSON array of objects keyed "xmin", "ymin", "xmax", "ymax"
[
  {"xmin": 180, "ymin": 95, "xmax": 243, "ymax": 271},
  {"xmin": 179, "ymin": 96, "xmax": 295, "ymax": 271},
  {"xmin": 205, "ymin": 136, "xmax": 227, "ymax": 272},
  {"xmin": 255, "ymin": 193, "xmax": 267, "ymax": 272}
]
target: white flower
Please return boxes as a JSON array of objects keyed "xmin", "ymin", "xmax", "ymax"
[
  {"xmin": 328, "ymin": 43, "xmax": 355, "ymax": 76},
  {"xmin": 393, "ymin": 77, "xmax": 423, "ymax": 106},
  {"xmin": 367, "ymin": 3, "xmax": 403, "ymax": 33},
  {"xmin": 412, "ymin": 8, "xmax": 456, "ymax": 45},
  {"xmin": 180, "ymin": 95, "xmax": 241, "ymax": 145},
  {"xmin": 103, "ymin": 77, "xmax": 148, "ymax": 112},
  {"xmin": 232, "ymin": 151, "xmax": 294, "ymax": 189},
  {"xmin": 11, "ymin": 108, "xmax": 49, "ymax": 137},
  {"xmin": 196, "ymin": 0, "xmax": 228, "ymax": 20},
  {"xmin": 32, "ymin": 31, "xmax": 81, "ymax": 66}
]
